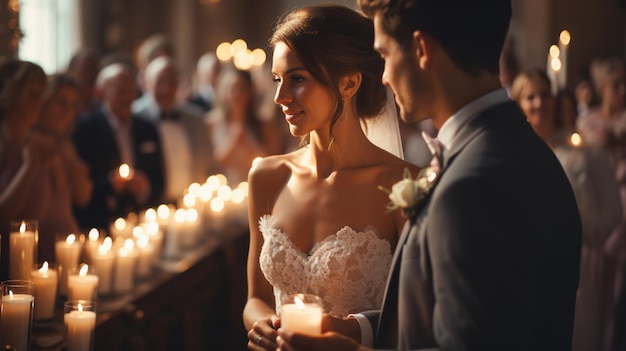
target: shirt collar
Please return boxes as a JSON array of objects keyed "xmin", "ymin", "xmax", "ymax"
[{"xmin": 437, "ymin": 88, "xmax": 510, "ymax": 150}]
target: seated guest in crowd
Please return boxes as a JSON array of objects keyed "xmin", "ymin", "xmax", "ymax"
[
  {"xmin": 206, "ymin": 67, "xmax": 271, "ymax": 184},
  {"xmin": 66, "ymin": 49, "xmax": 100, "ymax": 122},
  {"xmin": 34, "ymin": 73, "xmax": 94, "ymax": 261},
  {"xmin": 512, "ymin": 69, "xmax": 623, "ymax": 351},
  {"xmin": 0, "ymin": 58, "xmax": 55, "ymax": 278},
  {"xmin": 73, "ymin": 62, "xmax": 165, "ymax": 230},
  {"xmin": 132, "ymin": 56, "xmax": 216, "ymax": 204}
]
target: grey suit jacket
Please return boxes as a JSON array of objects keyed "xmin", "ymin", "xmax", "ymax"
[{"xmin": 367, "ymin": 101, "xmax": 582, "ymax": 350}]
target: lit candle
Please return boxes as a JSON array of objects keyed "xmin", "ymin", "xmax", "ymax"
[
  {"xmin": 64, "ymin": 302, "xmax": 96, "ymax": 351},
  {"xmin": 55, "ymin": 233, "xmax": 82, "ymax": 296},
  {"xmin": 135, "ymin": 235, "xmax": 155, "ymax": 279},
  {"xmin": 558, "ymin": 30, "xmax": 570, "ymax": 90},
  {"xmin": 118, "ymin": 163, "xmax": 132, "ymax": 179},
  {"xmin": 280, "ymin": 294, "xmax": 323, "ymax": 335},
  {"xmin": 91, "ymin": 237, "xmax": 115, "ymax": 296},
  {"xmin": 143, "ymin": 221, "xmax": 163, "ymax": 263},
  {"xmin": 30, "ymin": 261, "xmax": 58, "ymax": 320},
  {"xmin": 85, "ymin": 228, "xmax": 101, "ymax": 264},
  {"xmin": 9, "ymin": 220, "xmax": 37, "ymax": 280},
  {"xmin": 570, "ymin": 132, "xmax": 582, "ymax": 147},
  {"xmin": 0, "ymin": 283, "xmax": 35, "ymax": 351},
  {"xmin": 109, "ymin": 217, "xmax": 133, "ymax": 239},
  {"xmin": 68, "ymin": 264, "xmax": 99, "ymax": 302},
  {"xmin": 114, "ymin": 239, "xmax": 137, "ymax": 294},
  {"xmin": 163, "ymin": 208, "xmax": 186, "ymax": 260}
]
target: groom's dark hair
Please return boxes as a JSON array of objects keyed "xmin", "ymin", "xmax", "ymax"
[{"xmin": 358, "ymin": 0, "xmax": 512, "ymax": 77}]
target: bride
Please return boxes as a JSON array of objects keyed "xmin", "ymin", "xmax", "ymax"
[{"xmin": 242, "ymin": 5, "xmax": 420, "ymax": 350}]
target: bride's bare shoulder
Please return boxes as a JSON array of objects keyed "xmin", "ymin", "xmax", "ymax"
[{"xmin": 247, "ymin": 149, "xmax": 303, "ymax": 185}]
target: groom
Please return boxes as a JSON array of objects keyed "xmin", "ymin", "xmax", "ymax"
[{"xmin": 276, "ymin": 0, "xmax": 582, "ymax": 350}]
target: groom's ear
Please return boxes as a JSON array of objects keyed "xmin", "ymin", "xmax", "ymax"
[{"xmin": 339, "ymin": 72, "xmax": 362, "ymax": 100}]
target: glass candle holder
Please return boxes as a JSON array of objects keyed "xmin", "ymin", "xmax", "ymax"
[
  {"xmin": 31, "ymin": 261, "xmax": 58, "ymax": 321},
  {"xmin": 9, "ymin": 220, "xmax": 37, "ymax": 280},
  {"xmin": 280, "ymin": 293, "xmax": 323, "ymax": 335},
  {"xmin": 64, "ymin": 300, "xmax": 96, "ymax": 351},
  {"xmin": 0, "ymin": 280, "xmax": 34, "ymax": 351}
]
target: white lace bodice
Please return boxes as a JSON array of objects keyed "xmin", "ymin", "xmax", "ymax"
[{"xmin": 259, "ymin": 215, "xmax": 393, "ymax": 317}]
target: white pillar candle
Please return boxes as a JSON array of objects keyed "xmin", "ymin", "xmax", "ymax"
[
  {"xmin": 64, "ymin": 302, "xmax": 96, "ymax": 351},
  {"xmin": 0, "ymin": 290, "xmax": 34, "ymax": 351},
  {"xmin": 143, "ymin": 221, "xmax": 163, "ymax": 263},
  {"xmin": 68, "ymin": 264, "xmax": 99, "ymax": 302},
  {"xmin": 84, "ymin": 228, "xmax": 102, "ymax": 265},
  {"xmin": 55, "ymin": 234, "xmax": 82, "ymax": 296},
  {"xmin": 30, "ymin": 261, "xmax": 58, "ymax": 320},
  {"xmin": 109, "ymin": 217, "xmax": 133, "ymax": 240},
  {"xmin": 135, "ymin": 236, "xmax": 155, "ymax": 279},
  {"xmin": 9, "ymin": 221, "xmax": 37, "ymax": 280},
  {"xmin": 91, "ymin": 238, "xmax": 115, "ymax": 296},
  {"xmin": 114, "ymin": 240, "xmax": 137, "ymax": 294},
  {"xmin": 280, "ymin": 294, "xmax": 323, "ymax": 335}
]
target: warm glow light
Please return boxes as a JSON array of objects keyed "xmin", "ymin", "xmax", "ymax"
[
  {"xmin": 188, "ymin": 183, "xmax": 201, "ymax": 195},
  {"xmin": 39, "ymin": 261, "xmax": 49, "ymax": 274},
  {"xmin": 230, "ymin": 39, "xmax": 247, "ymax": 55},
  {"xmin": 132, "ymin": 226, "xmax": 144, "ymax": 238},
  {"xmin": 570, "ymin": 133, "xmax": 581, "ymax": 146},
  {"xmin": 183, "ymin": 193, "xmax": 197, "ymax": 208},
  {"xmin": 137, "ymin": 235, "xmax": 149, "ymax": 248},
  {"xmin": 206, "ymin": 175, "xmax": 221, "ymax": 191},
  {"xmin": 88, "ymin": 228, "xmax": 99, "ymax": 241},
  {"xmin": 216, "ymin": 42, "xmax": 232, "ymax": 61},
  {"xmin": 559, "ymin": 30, "xmax": 571, "ymax": 46},
  {"xmin": 237, "ymin": 181, "xmax": 249, "ymax": 195},
  {"xmin": 119, "ymin": 164, "xmax": 131, "ymax": 178},
  {"xmin": 103, "ymin": 236, "xmax": 112, "ymax": 250},
  {"xmin": 549, "ymin": 45, "xmax": 560, "ymax": 58},
  {"xmin": 217, "ymin": 185, "xmax": 232, "ymax": 201},
  {"xmin": 216, "ymin": 174, "xmax": 228, "ymax": 186},
  {"xmin": 124, "ymin": 238, "xmax": 134, "ymax": 251},
  {"xmin": 66, "ymin": 234, "xmax": 76, "ymax": 245},
  {"xmin": 144, "ymin": 221, "xmax": 159, "ymax": 236},
  {"xmin": 19, "ymin": 221, "xmax": 26, "ymax": 233},
  {"xmin": 294, "ymin": 295, "xmax": 305, "ymax": 310},
  {"xmin": 174, "ymin": 208, "xmax": 187, "ymax": 223},
  {"xmin": 114, "ymin": 217, "xmax": 127, "ymax": 231},
  {"xmin": 234, "ymin": 50, "xmax": 253, "ymax": 70},
  {"xmin": 9, "ymin": 290, "xmax": 13, "ymax": 299},
  {"xmin": 550, "ymin": 57, "xmax": 562, "ymax": 72},
  {"xmin": 79, "ymin": 264, "xmax": 89, "ymax": 276},
  {"xmin": 251, "ymin": 48, "xmax": 266, "ymax": 66},
  {"xmin": 98, "ymin": 245, "xmax": 108, "ymax": 255},
  {"xmin": 252, "ymin": 157, "xmax": 263, "ymax": 168},
  {"xmin": 78, "ymin": 303, "xmax": 83, "ymax": 313},
  {"xmin": 231, "ymin": 188, "xmax": 245, "ymax": 204},
  {"xmin": 210, "ymin": 198, "xmax": 225, "ymax": 213},
  {"xmin": 157, "ymin": 204, "xmax": 170, "ymax": 220},
  {"xmin": 145, "ymin": 208, "xmax": 157, "ymax": 222},
  {"xmin": 199, "ymin": 184, "xmax": 213, "ymax": 201},
  {"xmin": 186, "ymin": 208, "xmax": 199, "ymax": 222}
]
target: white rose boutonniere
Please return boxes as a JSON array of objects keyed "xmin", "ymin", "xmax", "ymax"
[{"xmin": 379, "ymin": 165, "xmax": 440, "ymax": 217}]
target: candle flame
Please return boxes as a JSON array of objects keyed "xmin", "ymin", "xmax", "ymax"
[
  {"xmin": 570, "ymin": 133, "xmax": 582, "ymax": 146},
  {"xmin": 145, "ymin": 208, "xmax": 157, "ymax": 222},
  {"xmin": 294, "ymin": 295, "xmax": 305, "ymax": 310},
  {"xmin": 157, "ymin": 204, "xmax": 170, "ymax": 219},
  {"xmin": 183, "ymin": 193, "xmax": 197, "ymax": 208},
  {"xmin": 19, "ymin": 221, "xmax": 26, "ymax": 233},
  {"xmin": 210, "ymin": 197, "xmax": 225, "ymax": 213},
  {"xmin": 188, "ymin": 182, "xmax": 201, "ymax": 195},
  {"xmin": 9, "ymin": 290, "xmax": 13, "ymax": 299},
  {"xmin": 550, "ymin": 57, "xmax": 562, "ymax": 72},
  {"xmin": 137, "ymin": 235, "xmax": 149, "ymax": 248},
  {"xmin": 39, "ymin": 261, "xmax": 49, "ymax": 274},
  {"xmin": 132, "ymin": 226, "xmax": 144, "ymax": 238},
  {"xmin": 206, "ymin": 175, "xmax": 221, "ymax": 191},
  {"xmin": 217, "ymin": 185, "xmax": 232, "ymax": 201},
  {"xmin": 103, "ymin": 236, "xmax": 113, "ymax": 249},
  {"xmin": 549, "ymin": 45, "xmax": 560, "ymax": 58},
  {"xmin": 114, "ymin": 217, "xmax": 126, "ymax": 231},
  {"xmin": 79, "ymin": 264, "xmax": 89, "ymax": 276},
  {"xmin": 124, "ymin": 238, "xmax": 134, "ymax": 251},
  {"xmin": 88, "ymin": 228, "xmax": 99, "ymax": 241},
  {"xmin": 78, "ymin": 303, "xmax": 83, "ymax": 313},
  {"xmin": 144, "ymin": 221, "xmax": 159, "ymax": 235},
  {"xmin": 119, "ymin": 163, "xmax": 131, "ymax": 178},
  {"xmin": 66, "ymin": 233, "xmax": 76, "ymax": 245},
  {"xmin": 174, "ymin": 208, "xmax": 187, "ymax": 223},
  {"xmin": 559, "ymin": 30, "xmax": 571, "ymax": 46},
  {"xmin": 231, "ymin": 188, "xmax": 245, "ymax": 204}
]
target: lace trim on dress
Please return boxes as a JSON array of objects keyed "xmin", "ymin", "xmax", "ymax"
[{"xmin": 258, "ymin": 214, "xmax": 393, "ymax": 317}]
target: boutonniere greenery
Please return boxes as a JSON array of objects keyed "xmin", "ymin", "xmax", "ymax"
[{"xmin": 379, "ymin": 165, "xmax": 440, "ymax": 217}]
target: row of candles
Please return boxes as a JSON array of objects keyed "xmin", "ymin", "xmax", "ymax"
[
  {"xmin": 1, "ymin": 173, "xmax": 250, "ymax": 350},
  {"xmin": 547, "ymin": 29, "xmax": 571, "ymax": 95}
]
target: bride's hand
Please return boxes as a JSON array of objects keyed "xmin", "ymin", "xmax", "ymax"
[{"xmin": 248, "ymin": 315, "xmax": 279, "ymax": 351}]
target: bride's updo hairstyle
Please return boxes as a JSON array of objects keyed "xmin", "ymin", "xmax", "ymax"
[{"xmin": 269, "ymin": 4, "xmax": 386, "ymax": 143}]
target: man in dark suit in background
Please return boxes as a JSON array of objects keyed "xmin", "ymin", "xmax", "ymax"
[
  {"xmin": 276, "ymin": 0, "xmax": 582, "ymax": 350},
  {"xmin": 74, "ymin": 62, "xmax": 165, "ymax": 230}
]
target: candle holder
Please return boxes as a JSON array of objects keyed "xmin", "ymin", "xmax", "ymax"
[
  {"xmin": 64, "ymin": 300, "xmax": 96, "ymax": 351},
  {"xmin": 0, "ymin": 280, "xmax": 34, "ymax": 351},
  {"xmin": 9, "ymin": 220, "xmax": 38, "ymax": 280},
  {"xmin": 31, "ymin": 262, "xmax": 58, "ymax": 321},
  {"xmin": 280, "ymin": 293, "xmax": 323, "ymax": 335}
]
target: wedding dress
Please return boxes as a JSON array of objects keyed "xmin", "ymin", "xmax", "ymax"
[{"xmin": 258, "ymin": 215, "xmax": 393, "ymax": 317}]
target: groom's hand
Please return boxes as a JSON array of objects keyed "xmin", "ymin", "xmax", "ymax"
[{"xmin": 276, "ymin": 329, "xmax": 369, "ymax": 351}]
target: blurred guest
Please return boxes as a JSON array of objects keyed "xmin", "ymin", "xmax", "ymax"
[
  {"xmin": 187, "ymin": 52, "xmax": 221, "ymax": 113},
  {"xmin": 35, "ymin": 73, "xmax": 93, "ymax": 261},
  {"xmin": 555, "ymin": 88, "xmax": 579, "ymax": 133},
  {"xmin": 0, "ymin": 59, "xmax": 55, "ymax": 278},
  {"xmin": 133, "ymin": 56, "xmax": 216, "ymax": 204},
  {"xmin": 512, "ymin": 69, "xmax": 623, "ymax": 351},
  {"xmin": 205, "ymin": 67, "xmax": 268, "ymax": 184},
  {"xmin": 66, "ymin": 49, "xmax": 99, "ymax": 121},
  {"xmin": 575, "ymin": 76, "xmax": 598, "ymax": 118},
  {"xmin": 135, "ymin": 33, "xmax": 175, "ymax": 95},
  {"xmin": 73, "ymin": 63, "xmax": 165, "ymax": 230}
]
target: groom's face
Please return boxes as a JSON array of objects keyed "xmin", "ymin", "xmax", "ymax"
[{"xmin": 373, "ymin": 15, "xmax": 431, "ymax": 124}]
